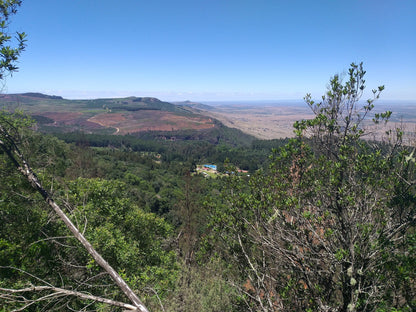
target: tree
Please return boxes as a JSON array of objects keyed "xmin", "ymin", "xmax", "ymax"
[
  {"xmin": 210, "ymin": 63, "xmax": 416, "ymax": 311},
  {"xmin": 0, "ymin": 0, "xmax": 26, "ymax": 86}
]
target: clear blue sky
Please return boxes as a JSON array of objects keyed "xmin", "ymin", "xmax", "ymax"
[{"xmin": 4, "ymin": 0, "xmax": 416, "ymax": 101}]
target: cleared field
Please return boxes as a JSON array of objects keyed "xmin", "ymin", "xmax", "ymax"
[{"xmin": 88, "ymin": 111, "xmax": 215, "ymax": 135}]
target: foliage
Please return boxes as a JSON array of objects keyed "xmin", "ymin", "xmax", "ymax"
[
  {"xmin": 63, "ymin": 178, "xmax": 178, "ymax": 294},
  {"xmin": 209, "ymin": 63, "xmax": 416, "ymax": 311},
  {"xmin": 0, "ymin": 0, "xmax": 26, "ymax": 82}
]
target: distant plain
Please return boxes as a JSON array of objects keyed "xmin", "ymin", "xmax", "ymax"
[{"xmin": 202, "ymin": 100, "xmax": 416, "ymax": 143}]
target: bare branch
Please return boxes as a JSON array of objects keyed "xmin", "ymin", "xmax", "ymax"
[{"xmin": 0, "ymin": 286, "xmax": 138, "ymax": 311}]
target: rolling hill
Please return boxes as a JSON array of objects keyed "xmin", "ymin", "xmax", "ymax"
[{"xmin": 0, "ymin": 93, "xmax": 255, "ymax": 145}]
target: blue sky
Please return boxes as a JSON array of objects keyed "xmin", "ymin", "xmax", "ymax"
[{"xmin": 4, "ymin": 0, "xmax": 416, "ymax": 101}]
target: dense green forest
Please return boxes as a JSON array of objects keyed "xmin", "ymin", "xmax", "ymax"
[{"xmin": 1, "ymin": 2, "xmax": 415, "ymax": 311}]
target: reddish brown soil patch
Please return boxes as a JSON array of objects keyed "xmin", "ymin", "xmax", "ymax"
[
  {"xmin": 88, "ymin": 113, "xmax": 127, "ymax": 127},
  {"xmin": 87, "ymin": 111, "xmax": 214, "ymax": 134},
  {"xmin": 40, "ymin": 112, "xmax": 83, "ymax": 122},
  {"xmin": 77, "ymin": 120, "xmax": 106, "ymax": 129}
]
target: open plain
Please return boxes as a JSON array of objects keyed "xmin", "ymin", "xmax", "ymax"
[
  {"xmin": 201, "ymin": 101, "xmax": 416, "ymax": 144},
  {"xmin": 203, "ymin": 102, "xmax": 313, "ymax": 139}
]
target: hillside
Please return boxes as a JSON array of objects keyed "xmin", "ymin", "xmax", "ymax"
[{"xmin": 0, "ymin": 93, "xmax": 255, "ymax": 145}]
